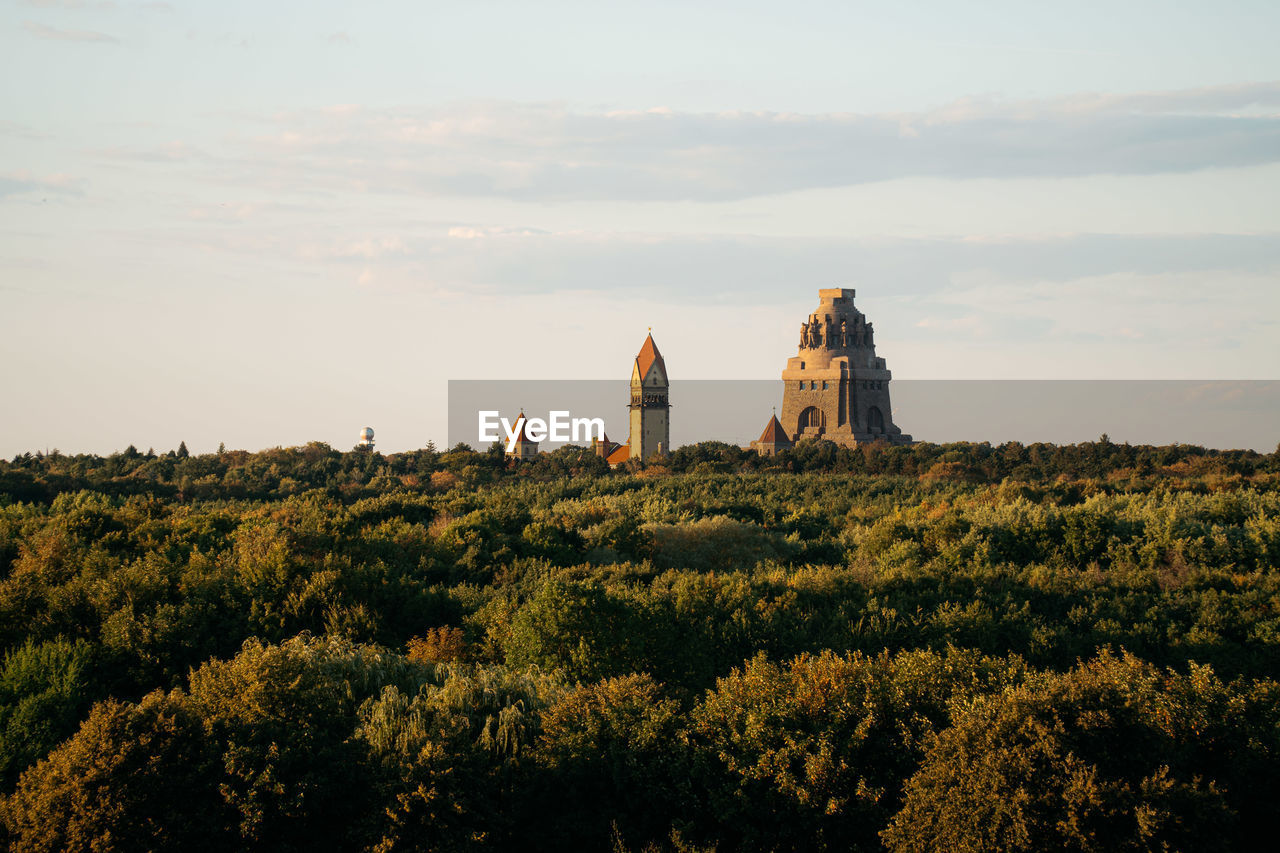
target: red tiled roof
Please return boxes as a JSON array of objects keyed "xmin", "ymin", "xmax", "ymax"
[
  {"xmin": 606, "ymin": 444, "xmax": 632, "ymax": 465},
  {"xmin": 757, "ymin": 414, "xmax": 791, "ymax": 445},
  {"xmin": 635, "ymin": 333, "xmax": 666, "ymax": 380}
]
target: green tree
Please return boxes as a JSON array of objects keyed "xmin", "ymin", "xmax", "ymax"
[
  {"xmin": 356, "ymin": 663, "xmax": 566, "ymax": 851},
  {"xmin": 1, "ymin": 691, "xmax": 232, "ymax": 852},
  {"xmin": 689, "ymin": 648, "xmax": 1024, "ymax": 852},
  {"xmin": 532, "ymin": 674, "xmax": 688, "ymax": 850},
  {"xmin": 503, "ymin": 579, "xmax": 647, "ymax": 682},
  {"xmin": 883, "ymin": 652, "xmax": 1251, "ymax": 853},
  {"xmin": 186, "ymin": 635, "xmax": 421, "ymax": 852},
  {"xmin": 0, "ymin": 638, "xmax": 99, "ymax": 787}
]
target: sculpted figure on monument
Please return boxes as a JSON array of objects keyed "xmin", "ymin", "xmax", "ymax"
[
  {"xmin": 840, "ymin": 319, "xmax": 848, "ymax": 347},
  {"xmin": 854, "ymin": 316, "xmax": 864, "ymax": 347},
  {"xmin": 824, "ymin": 319, "xmax": 834, "ymax": 348},
  {"xmin": 866, "ymin": 322, "xmax": 874, "ymax": 347},
  {"xmin": 800, "ymin": 321, "xmax": 810, "ymax": 348},
  {"xmin": 811, "ymin": 320, "xmax": 823, "ymax": 347}
]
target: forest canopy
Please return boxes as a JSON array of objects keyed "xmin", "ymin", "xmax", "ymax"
[{"xmin": 1, "ymin": 437, "xmax": 1278, "ymax": 851}]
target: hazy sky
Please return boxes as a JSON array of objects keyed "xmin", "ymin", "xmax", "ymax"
[{"xmin": 3, "ymin": 0, "xmax": 1279, "ymax": 455}]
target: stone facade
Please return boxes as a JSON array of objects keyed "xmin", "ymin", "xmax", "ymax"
[{"xmin": 774, "ymin": 288, "xmax": 911, "ymax": 448}]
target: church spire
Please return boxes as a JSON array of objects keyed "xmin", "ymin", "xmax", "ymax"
[{"xmin": 635, "ymin": 332, "xmax": 666, "ymax": 383}]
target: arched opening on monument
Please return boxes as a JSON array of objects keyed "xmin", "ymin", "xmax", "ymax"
[
  {"xmin": 867, "ymin": 406, "xmax": 884, "ymax": 434},
  {"xmin": 799, "ymin": 406, "xmax": 826, "ymax": 435}
]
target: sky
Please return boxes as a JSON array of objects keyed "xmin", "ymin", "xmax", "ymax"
[{"xmin": 2, "ymin": 0, "xmax": 1279, "ymax": 455}]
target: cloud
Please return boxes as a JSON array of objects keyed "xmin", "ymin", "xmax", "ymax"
[
  {"xmin": 215, "ymin": 82, "xmax": 1280, "ymax": 202},
  {"xmin": 184, "ymin": 202, "xmax": 262, "ymax": 223},
  {"xmin": 445, "ymin": 225, "xmax": 547, "ymax": 240},
  {"xmin": 22, "ymin": 20, "xmax": 118, "ymax": 42},
  {"xmin": 924, "ymin": 268, "xmax": 1280, "ymax": 356},
  {"xmin": 421, "ymin": 230, "xmax": 1280, "ymax": 305},
  {"xmin": 22, "ymin": 0, "xmax": 115, "ymax": 9},
  {"xmin": 0, "ymin": 170, "xmax": 84, "ymax": 198},
  {"xmin": 93, "ymin": 141, "xmax": 204, "ymax": 163},
  {"xmin": 310, "ymin": 228, "xmax": 1277, "ymax": 378},
  {"xmin": 302, "ymin": 236, "xmax": 411, "ymax": 260},
  {"xmin": 0, "ymin": 120, "xmax": 48, "ymax": 140},
  {"xmin": 169, "ymin": 220, "xmax": 1280, "ymax": 323}
]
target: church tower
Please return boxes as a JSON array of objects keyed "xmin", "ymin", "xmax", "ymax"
[
  {"xmin": 779, "ymin": 288, "xmax": 911, "ymax": 447},
  {"xmin": 629, "ymin": 333, "xmax": 670, "ymax": 460}
]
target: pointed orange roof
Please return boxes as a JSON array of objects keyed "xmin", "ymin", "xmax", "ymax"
[
  {"xmin": 635, "ymin": 333, "xmax": 666, "ymax": 380},
  {"xmin": 757, "ymin": 414, "xmax": 791, "ymax": 445},
  {"xmin": 513, "ymin": 412, "xmax": 535, "ymax": 443},
  {"xmin": 606, "ymin": 444, "xmax": 632, "ymax": 465}
]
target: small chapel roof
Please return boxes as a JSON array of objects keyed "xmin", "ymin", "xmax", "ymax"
[
  {"xmin": 606, "ymin": 444, "xmax": 632, "ymax": 466},
  {"xmin": 757, "ymin": 414, "xmax": 791, "ymax": 445}
]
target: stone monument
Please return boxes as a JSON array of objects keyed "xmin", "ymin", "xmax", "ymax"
[{"xmin": 774, "ymin": 288, "xmax": 911, "ymax": 447}]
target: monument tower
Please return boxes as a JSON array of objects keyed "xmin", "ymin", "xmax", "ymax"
[
  {"xmin": 629, "ymin": 332, "xmax": 670, "ymax": 460},
  {"xmin": 593, "ymin": 332, "xmax": 672, "ymax": 467},
  {"xmin": 776, "ymin": 288, "xmax": 911, "ymax": 447}
]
